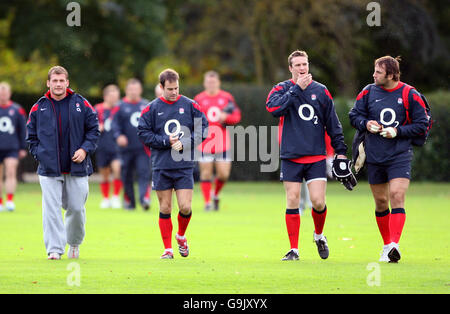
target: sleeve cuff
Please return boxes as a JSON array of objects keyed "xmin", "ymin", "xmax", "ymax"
[{"xmin": 289, "ymin": 84, "xmax": 302, "ymax": 96}]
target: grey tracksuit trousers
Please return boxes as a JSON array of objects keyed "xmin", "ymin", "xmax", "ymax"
[{"xmin": 39, "ymin": 175, "xmax": 89, "ymax": 255}]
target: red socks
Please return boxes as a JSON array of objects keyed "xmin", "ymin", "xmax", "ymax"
[
  {"xmin": 285, "ymin": 209, "xmax": 300, "ymax": 249},
  {"xmin": 159, "ymin": 211, "xmax": 192, "ymax": 249},
  {"xmin": 312, "ymin": 206, "xmax": 327, "ymax": 235},
  {"xmin": 376, "ymin": 208, "xmax": 406, "ymax": 245},
  {"xmin": 101, "ymin": 180, "xmax": 122, "ymax": 198},
  {"xmin": 376, "ymin": 209, "xmax": 391, "ymax": 245},
  {"xmin": 214, "ymin": 178, "xmax": 225, "ymax": 197},
  {"xmin": 200, "ymin": 181, "xmax": 212, "ymax": 203},
  {"xmin": 113, "ymin": 179, "xmax": 122, "ymax": 196},
  {"xmin": 201, "ymin": 179, "xmax": 227, "ymax": 204},
  {"xmin": 159, "ymin": 213, "xmax": 173, "ymax": 249},
  {"xmin": 6, "ymin": 194, "xmax": 13, "ymax": 202},
  {"xmin": 100, "ymin": 182, "xmax": 109, "ymax": 198},
  {"xmin": 390, "ymin": 208, "xmax": 406, "ymax": 243},
  {"xmin": 177, "ymin": 211, "xmax": 192, "ymax": 237},
  {"xmin": 285, "ymin": 206, "xmax": 328, "ymax": 250}
]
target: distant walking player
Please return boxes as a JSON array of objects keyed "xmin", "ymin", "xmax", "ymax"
[
  {"xmin": 95, "ymin": 84, "xmax": 122, "ymax": 209},
  {"xmin": 0, "ymin": 82, "xmax": 27, "ymax": 212},
  {"xmin": 26, "ymin": 66, "xmax": 99, "ymax": 260}
]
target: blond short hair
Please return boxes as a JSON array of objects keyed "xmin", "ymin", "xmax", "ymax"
[
  {"xmin": 0, "ymin": 82, "xmax": 11, "ymax": 92},
  {"xmin": 48, "ymin": 66, "xmax": 69, "ymax": 80},
  {"xmin": 288, "ymin": 50, "xmax": 309, "ymax": 67}
]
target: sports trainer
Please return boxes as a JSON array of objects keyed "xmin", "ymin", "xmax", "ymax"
[
  {"xmin": 0, "ymin": 82, "xmax": 27, "ymax": 212},
  {"xmin": 26, "ymin": 66, "xmax": 99, "ymax": 260},
  {"xmin": 112, "ymin": 79, "xmax": 151, "ymax": 210},
  {"xmin": 266, "ymin": 50, "xmax": 348, "ymax": 261},
  {"xmin": 349, "ymin": 56, "xmax": 429, "ymax": 263},
  {"xmin": 194, "ymin": 71, "xmax": 241, "ymax": 211},
  {"xmin": 138, "ymin": 69, "xmax": 208, "ymax": 259},
  {"xmin": 95, "ymin": 84, "xmax": 122, "ymax": 209}
]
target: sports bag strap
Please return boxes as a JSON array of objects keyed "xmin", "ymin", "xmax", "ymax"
[{"xmin": 401, "ymin": 84, "xmax": 415, "ymax": 125}]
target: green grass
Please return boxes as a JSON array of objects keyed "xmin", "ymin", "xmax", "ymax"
[{"xmin": 0, "ymin": 181, "xmax": 449, "ymax": 294}]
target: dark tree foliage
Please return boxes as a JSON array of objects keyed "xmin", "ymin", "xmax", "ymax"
[{"xmin": 1, "ymin": 0, "xmax": 166, "ymax": 90}]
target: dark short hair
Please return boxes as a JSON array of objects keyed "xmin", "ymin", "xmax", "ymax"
[
  {"xmin": 204, "ymin": 70, "xmax": 220, "ymax": 80},
  {"xmin": 375, "ymin": 56, "xmax": 401, "ymax": 81},
  {"xmin": 159, "ymin": 69, "xmax": 179, "ymax": 87},
  {"xmin": 126, "ymin": 78, "xmax": 142, "ymax": 88},
  {"xmin": 48, "ymin": 66, "xmax": 69, "ymax": 80},
  {"xmin": 103, "ymin": 84, "xmax": 120, "ymax": 96},
  {"xmin": 288, "ymin": 50, "xmax": 308, "ymax": 67}
]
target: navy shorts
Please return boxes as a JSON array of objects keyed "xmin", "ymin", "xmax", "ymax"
[
  {"xmin": 96, "ymin": 150, "xmax": 119, "ymax": 168},
  {"xmin": 367, "ymin": 161, "xmax": 411, "ymax": 184},
  {"xmin": 152, "ymin": 167, "xmax": 194, "ymax": 191},
  {"xmin": 280, "ymin": 159, "xmax": 327, "ymax": 183},
  {"xmin": 0, "ymin": 150, "xmax": 19, "ymax": 163}
]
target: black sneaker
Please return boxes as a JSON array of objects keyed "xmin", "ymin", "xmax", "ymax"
[
  {"xmin": 213, "ymin": 196, "xmax": 220, "ymax": 211},
  {"xmin": 314, "ymin": 235, "xmax": 329, "ymax": 259},
  {"xmin": 281, "ymin": 249, "xmax": 299, "ymax": 261},
  {"xmin": 388, "ymin": 245, "xmax": 401, "ymax": 263},
  {"xmin": 142, "ymin": 201, "xmax": 150, "ymax": 211}
]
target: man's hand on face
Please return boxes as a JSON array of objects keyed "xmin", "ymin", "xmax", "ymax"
[{"xmin": 296, "ymin": 73, "xmax": 312, "ymax": 90}]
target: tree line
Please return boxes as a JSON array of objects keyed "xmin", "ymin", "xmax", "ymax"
[{"xmin": 0, "ymin": 0, "xmax": 448, "ymax": 96}]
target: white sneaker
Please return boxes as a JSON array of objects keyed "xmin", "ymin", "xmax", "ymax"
[
  {"xmin": 379, "ymin": 244, "xmax": 391, "ymax": 262},
  {"xmin": 379, "ymin": 242, "xmax": 400, "ymax": 262},
  {"xmin": 6, "ymin": 201, "xmax": 15, "ymax": 212},
  {"xmin": 67, "ymin": 245, "xmax": 79, "ymax": 259},
  {"xmin": 110, "ymin": 195, "xmax": 121, "ymax": 209},
  {"xmin": 48, "ymin": 252, "xmax": 61, "ymax": 260},
  {"xmin": 100, "ymin": 198, "xmax": 110, "ymax": 209},
  {"xmin": 0, "ymin": 204, "xmax": 4, "ymax": 212}
]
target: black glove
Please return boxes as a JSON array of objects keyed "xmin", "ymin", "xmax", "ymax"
[
  {"xmin": 222, "ymin": 101, "xmax": 235, "ymax": 114},
  {"xmin": 332, "ymin": 156, "xmax": 357, "ymax": 191}
]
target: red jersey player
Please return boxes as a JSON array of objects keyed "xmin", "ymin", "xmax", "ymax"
[{"xmin": 194, "ymin": 71, "xmax": 241, "ymax": 211}]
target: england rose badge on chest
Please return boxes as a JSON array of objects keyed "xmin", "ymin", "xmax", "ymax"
[{"xmin": 179, "ymin": 108, "xmax": 185, "ymax": 114}]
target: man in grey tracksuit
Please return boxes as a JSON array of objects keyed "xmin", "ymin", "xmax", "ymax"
[{"xmin": 26, "ymin": 66, "xmax": 99, "ymax": 260}]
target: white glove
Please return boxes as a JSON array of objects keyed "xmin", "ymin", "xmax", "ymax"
[
  {"xmin": 380, "ymin": 127, "xmax": 397, "ymax": 138},
  {"xmin": 171, "ymin": 140, "xmax": 183, "ymax": 151},
  {"xmin": 369, "ymin": 124, "xmax": 381, "ymax": 133}
]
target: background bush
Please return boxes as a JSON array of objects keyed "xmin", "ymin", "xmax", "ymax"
[{"xmin": 13, "ymin": 87, "xmax": 449, "ymax": 182}]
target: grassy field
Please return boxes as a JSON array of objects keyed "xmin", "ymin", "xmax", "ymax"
[{"xmin": 0, "ymin": 181, "xmax": 449, "ymax": 294}]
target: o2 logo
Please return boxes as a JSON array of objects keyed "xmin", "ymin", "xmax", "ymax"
[
  {"xmin": 207, "ymin": 106, "xmax": 221, "ymax": 123},
  {"xmin": 130, "ymin": 112, "xmax": 140, "ymax": 128},
  {"xmin": 0, "ymin": 117, "xmax": 14, "ymax": 134},
  {"xmin": 164, "ymin": 119, "xmax": 181, "ymax": 136},
  {"xmin": 103, "ymin": 118, "xmax": 112, "ymax": 132},
  {"xmin": 379, "ymin": 108, "xmax": 399, "ymax": 128},
  {"xmin": 298, "ymin": 104, "xmax": 318, "ymax": 125}
]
